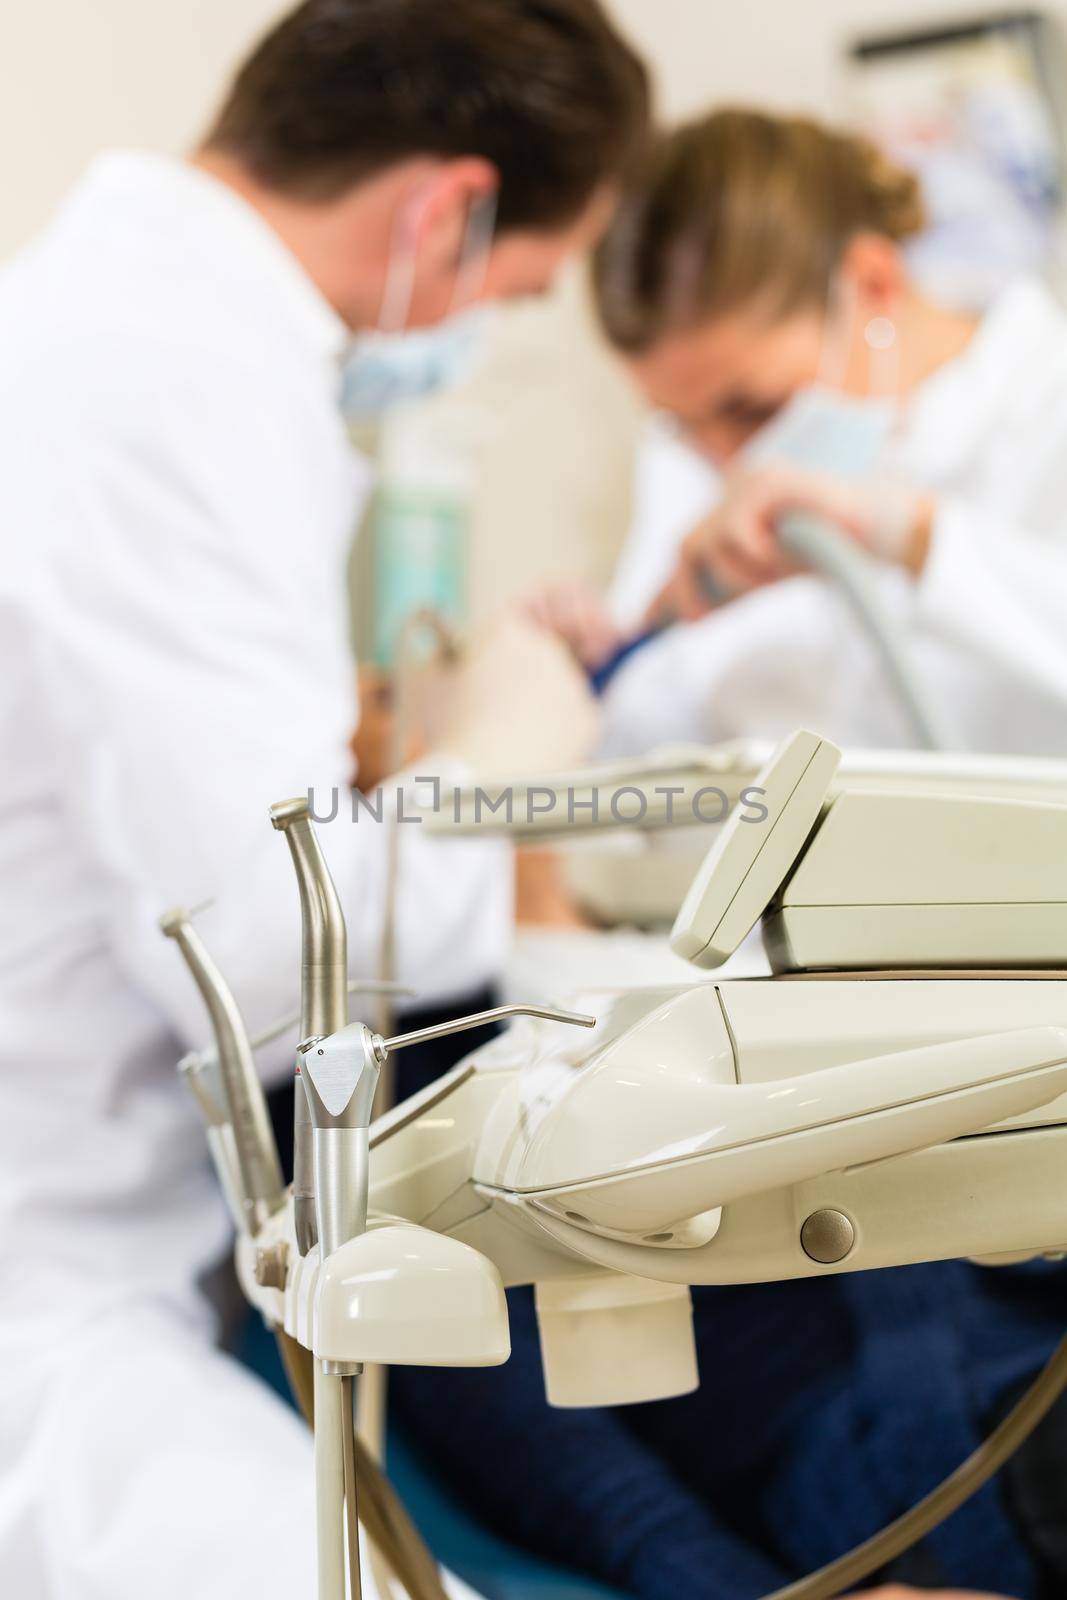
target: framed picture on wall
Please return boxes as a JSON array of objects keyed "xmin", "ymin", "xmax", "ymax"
[{"xmin": 847, "ymin": 10, "xmax": 1067, "ymax": 307}]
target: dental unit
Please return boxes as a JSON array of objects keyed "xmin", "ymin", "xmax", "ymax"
[
  {"xmin": 164, "ymin": 730, "xmax": 1067, "ymax": 1600},
  {"xmin": 417, "ymin": 734, "xmax": 1067, "ymax": 932}
]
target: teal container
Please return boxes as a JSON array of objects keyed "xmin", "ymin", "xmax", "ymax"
[
  {"xmin": 371, "ymin": 481, "xmax": 467, "ymax": 668},
  {"xmin": 370, "ymin": 403, "xmax": 473, "ymax": 668}
]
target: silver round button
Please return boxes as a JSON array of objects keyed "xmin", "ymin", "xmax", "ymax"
[{"xmin": 800, "ymin": 1208, "xmax": 855, "ymax": 1264}]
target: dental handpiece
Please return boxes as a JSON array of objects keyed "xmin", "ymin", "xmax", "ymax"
[
  {"xmin": 178, "ymin": 1048, "xmax": 249, "ymax": 1234},
  {"xmin": 182, "ymin": 977, "xmax": 414, "ymax": 1078},
  {"xmin": 270, "ymin": 797, "xmax": 350, "ymax": 1257},
  {"xmin": 160, "ymin": 908, "xmax": 285, "ymax": 1236},
  {"xmin": 176, "ymin": 978, "xmax": 413, "ymax": 1236},
  {"xmin": 298, "ymin": 1002, "xmax": 597, "ymax": 1256},
  {"xmin": 268, "ymin": 804, "xmax": 366, "ymax": 1600}
]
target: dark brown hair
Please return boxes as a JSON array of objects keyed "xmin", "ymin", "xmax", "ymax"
[
  {"xmin": 205, "ymin": 0, "xmax": 650, "ymax": 231},
  {"xmin": 594, "ymin": 108, "xmax": 926, "ymax": 352}
]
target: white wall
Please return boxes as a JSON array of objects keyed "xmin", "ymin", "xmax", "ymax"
[
  {"xmin": 0, "ymin": 1, "xmax": 289, "ymax": 257},
  {"xmin": 5, "ymin": 0, "xmax": 1045, "ymax": 256},
  {"xmin": 611, "ymin": 0, "xmax": 1028, "ymax": 118},
  {"xmin": 3, "ymin": 1, "xmax": 1063, "ymax": 619}
]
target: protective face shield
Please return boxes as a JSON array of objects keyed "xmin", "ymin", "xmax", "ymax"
[{"xmin": 342, "ymin": 190, "xmax": 498, "ymax": 420}]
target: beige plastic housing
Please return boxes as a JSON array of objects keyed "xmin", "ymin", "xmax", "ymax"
[
  {"xmin": 464, "ymin": 975, "xmax": 1067, "ymax": 1284},
  {"xmin": 534, "ymin": 1273, "xmax": 697, "ymax": 1407},
  {"xmin": 240, "ymin": 1217, "xmax": 512, "ymax": 1370},
  {"xmin": 765, "ymin": 788, "xmax": 1067, "ymax": 971},
  {"xmin": 671, "ymin": 728, "xmax": 1067, "ymax": 974},
  {"xmin": 235, "ymin": 973, "xmax": 1067, "ymax": 1397},
  {"xmin": 671, "ymin": 729, "xmax": 841, "ymax": 967},
  {"xmin": 483, "ymin": 977, "xmax": 1067, "ymax": 1238}
]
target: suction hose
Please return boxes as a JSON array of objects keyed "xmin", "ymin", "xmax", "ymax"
[{"xmin": 778, "ymin": 510, "xmax": 953, "ymax": 754}]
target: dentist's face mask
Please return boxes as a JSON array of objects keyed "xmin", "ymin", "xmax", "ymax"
[
  {"xmin": 342, "ymin": 190, "xmax": 497, "ymax": 420},
  {"xmin": 741, "ymin": 289, "xmax": 901, "ymax": 482},
  {"xmin": 341, "ymin": 304, "xmax": 494, "ymax": 418}
]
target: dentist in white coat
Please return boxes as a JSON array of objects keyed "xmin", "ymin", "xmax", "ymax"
[
  {"xmin": 535, "ymin": 108, "xmax": 1067, "ymax": 760},
  {"xmin": 0, "ymin": 3, "xmax": 649, "ymax": 1596}
]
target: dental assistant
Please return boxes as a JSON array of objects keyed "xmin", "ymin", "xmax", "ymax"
[
  {"xmin": 569, "ymin": 110, "xmax": 1067, "ymax": 756},
  {"xmin": 0, "ymin": 4, "xmax": 648, "ymax": 1596}
]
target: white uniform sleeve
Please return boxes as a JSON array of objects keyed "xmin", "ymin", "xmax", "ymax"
[
  {"xmin": 917, "ymin": 495, "xmax": 1067, "ymax": 707},
  {"xmin": 608, "ymin": 422, "xmax": 720, "ymax": 631},
  {"xmin": 39, "ymin": 367, "xmax": 510, "ymax": 1076}
]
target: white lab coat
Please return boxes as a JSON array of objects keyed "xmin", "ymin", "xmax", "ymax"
[
  {"xmin": 600, "ymin": 278, "xmax": 1067, "ymax": 758},
  {"xmin": 0, "ymin": 153, "xmax": 503, "ymax": 1598}
]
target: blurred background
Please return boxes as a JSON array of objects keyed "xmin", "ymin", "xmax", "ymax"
[{"xmin": 7, "ymin": 1, "xmax": 1067, "ymax": 657}]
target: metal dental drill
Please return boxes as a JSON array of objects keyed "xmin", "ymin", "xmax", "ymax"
[
  {"xmin": 177, "ymin": 1047, "xmax": 249, "ymax": 1236},
  {"xmin": 268, "ymin": 798, "xmax": 596, "ymax": 1267},
  {"xmin": 270, "ymin": 797, "xmax": 350, "ymax": 1256},
  {"xmin": 160, "ymin": 908, "xmax": 285, "ymax": 1236},
  {"xmin": 270, "ymin": 798, "xmax": 595, "ymax": 1600},
  {"xmin": 298, "ymin": 1003, "xmax": 597, "ymax": 1260},
  {"xmin": 182, "ymin": 978, "xmax": 414, "ymax": 1084},
  {"xmin": 269, "ymin": 796, "xmax": 364, "ymax": 1600},
  {"xmin": 176, "ymin": 977, "xmax": 414, "ymax": 1240}
]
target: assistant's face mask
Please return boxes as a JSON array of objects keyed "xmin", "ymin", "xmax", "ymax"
[
  {"xmin": 742, "ymin": 281, "xmax": 901, "ymax": 481},
  {"xmin": 741, "ymin": 384, "xmax": 897, "ymax": 481},
  {"xmin": 342, "ymin": 189, "xmax": 497, "ymax": 421}
]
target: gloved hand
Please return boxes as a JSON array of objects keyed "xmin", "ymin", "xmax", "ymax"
[
  {"xmin": 434, "ymin": 612, "xmax": 601, "ymax": 776},
  {"xmin": 521, "ymin": 577, "xmax": 624, "ymax": 671},
  {"xmin": 646, "ymin": 465, "xmax": 936, "ymax": 624}
]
